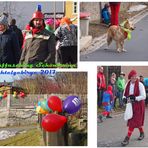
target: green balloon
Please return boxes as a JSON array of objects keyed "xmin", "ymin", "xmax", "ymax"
[{"xmin": 40, "ymin": 100, "xmax": 51, "ymax": 112}]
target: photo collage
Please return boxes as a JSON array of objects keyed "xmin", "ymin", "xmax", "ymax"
[{"xmin": 0, "ymin": 1, "xmax": 148, "ymax": 148}]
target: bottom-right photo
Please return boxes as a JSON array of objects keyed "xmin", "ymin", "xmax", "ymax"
[{"xmin": 97, "ymin": 66, "xmax": 148, "ymax": 147}]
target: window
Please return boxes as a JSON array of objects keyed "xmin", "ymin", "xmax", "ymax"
[{"xmin": 73, "ymin": 2, "xmax": 77, "ymax": 14}]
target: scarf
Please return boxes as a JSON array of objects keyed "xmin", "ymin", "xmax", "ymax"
[
  {"xmin": 32, "ymin": 25, "xmax": 44, "ymax": 35},
  {"xmin": 124, "ymin": 79, "xmax": 140, "ymax": 97}
]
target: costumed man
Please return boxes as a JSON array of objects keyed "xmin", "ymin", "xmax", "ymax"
[
  {"xmin": 54, "ymin": 16, "xmax": 77, "ymax": 64},
  {"xmin": 19, "ymin": 5, "xmax": 56, "ymax": 67},
  {"xmin": 121, "ymin": 70, "xmax": 146, "ymax": 146},
  {"xmin": 109, "ymin": 2, "xmax": 121, "ymax": 26},
  {"xmin": 97, "ymin": 66, "xmax": 106, "ymax": 107},
  {"xmin": 102, "ymin": 85, "xmax": 113, "ymax": 118}
]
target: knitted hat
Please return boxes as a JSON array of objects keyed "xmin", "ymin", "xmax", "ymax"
[
  {"xmin": 0, "ymin": 13, "xmax": 8, "ymax": 26},
  {"xmin": 128, "ymin": 70, "xmax": 137, "ymax": 79}
]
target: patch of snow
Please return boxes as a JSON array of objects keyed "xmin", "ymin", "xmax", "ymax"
[
  {"xmin": 127, "ymin": 5, "xmax": 147, "ymax": 13},
  {"xmin": 0, "ymin": 130, "xmax": 17, "ymax": 140}
]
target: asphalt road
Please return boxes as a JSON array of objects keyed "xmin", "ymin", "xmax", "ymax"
[
  {"xmin": 97, "ymin": 108, "xmax": 148, "ymax": 147},
  {"xmin": 81, "ymin": 15, "xmax": 148, "ymax": 61}
]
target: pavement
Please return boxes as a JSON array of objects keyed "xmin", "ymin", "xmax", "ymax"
[
  {"xmin": 97, "ymin": 108, "xmax": 148, "ymax": 147},
  {"xmin": 80, "ymin": 9, "xmax": 148, "ymax": 61},
  {"xmin": 80, "ymin": 36, "xmax": 92, "ymax": 52}
]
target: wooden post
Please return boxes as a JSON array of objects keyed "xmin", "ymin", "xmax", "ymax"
[{"xmin": 46, "ymin": 128, "xmax": 65, "ymax": 146}]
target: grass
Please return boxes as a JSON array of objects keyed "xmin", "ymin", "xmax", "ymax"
[{"xmin": 0, "ymin": 128, "xmax": 43, "ymax": 146}]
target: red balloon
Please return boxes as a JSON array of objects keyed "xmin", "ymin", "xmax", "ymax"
[
  {"xmin": 47, "ymin": 96, "xmax": 62, "ymax": 112},
  {"xmin": 42, "ymin": 114, "xmax": 67, "ymax": 132},
  {"xmin": 3, "ymin": 92, "xmax": 7, "ymax": 98},
  {"xmin": 19, "ymin": 92, "xmax": 25, "ymax": 97}
]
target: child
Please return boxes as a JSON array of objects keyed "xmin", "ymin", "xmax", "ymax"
[{"xmin": 102, "ymin": 85, "xmax": 113, "ymax": 118}]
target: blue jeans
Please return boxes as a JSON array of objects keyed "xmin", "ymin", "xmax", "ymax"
[{"xmin": 117, "ymin": 91, "xmax": 124, "ymax": 107}]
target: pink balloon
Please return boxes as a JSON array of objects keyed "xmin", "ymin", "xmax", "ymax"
[
  {"xmin": 42, "ymin": 114, "xmax": 67, "ymax": 132},
  {"xmin": 47, "ymin": 96, "xmax": 62, "ymax": 112}
]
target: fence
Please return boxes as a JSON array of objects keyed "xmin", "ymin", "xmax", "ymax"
[{"xmin": 0, "ymin": 93, "xmax": 87, "ymax": 117}]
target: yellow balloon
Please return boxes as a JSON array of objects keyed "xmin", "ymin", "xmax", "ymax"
[{"xmin": 36, "ymin": 106, "xmax": 41, "ymax": 114}]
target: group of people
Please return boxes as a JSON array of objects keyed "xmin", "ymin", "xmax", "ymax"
[
  {"xmin": 97, "ymin": 66, "xmax": 147, "ymax": 146},
  {"xmin": 101, "ymin": 2, "xmax": 121, "ymax": 26},
  {"xmin": 0, "ymin": 7, "xmax": 77, "ymax": 68},
  {"xmin": 97, "ymin": 66, "xmax": 126, "ymax": 112}
]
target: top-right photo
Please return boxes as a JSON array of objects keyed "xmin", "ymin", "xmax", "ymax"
[{"xmin": 80, "ymin": 2, "xmax": 148, "ymax": 61}]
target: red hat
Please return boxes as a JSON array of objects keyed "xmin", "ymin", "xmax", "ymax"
[
  {"xmin": 128, "ymin": 70, "xmax": 137, "ymax": 79},
  {"xmin": 31, "ymin": 5, "xmax": 44, "ymax": 20}
]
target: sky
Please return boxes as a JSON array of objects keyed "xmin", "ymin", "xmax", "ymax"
[{"xmin": 0, "ymin": 75, "xmax": 14, "ymax": 82}]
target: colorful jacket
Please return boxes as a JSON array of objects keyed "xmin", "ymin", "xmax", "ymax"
[{"xmin": 116, "ymin": 77, "xmax": 126, "ymax": 91}]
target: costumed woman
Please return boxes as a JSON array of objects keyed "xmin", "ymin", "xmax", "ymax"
[{"xmin": 121, "ymin": 70, "xmax": 146, "ymax": 146}]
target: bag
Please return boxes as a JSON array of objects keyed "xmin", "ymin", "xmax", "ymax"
[{"xmin": 124, "ymin": 102, "xmax": 133, "ymax": 121}]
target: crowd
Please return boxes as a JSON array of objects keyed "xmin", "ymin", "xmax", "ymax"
[
  {"xmin": 97, "ymin": 66, "xmax": 148, "ymax": 119},
  {"xmin": 0, "ymin": 5, "xmax": 77, "ymax": 68}
]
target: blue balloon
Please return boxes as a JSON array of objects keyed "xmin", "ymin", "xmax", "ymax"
[
  {"xmin": 38, "ymin": 101, "xmax": 41, "ymax": 106},
  {"xmin": 63, "ymin": 96, "xmax": 81, "ymax": 114}
]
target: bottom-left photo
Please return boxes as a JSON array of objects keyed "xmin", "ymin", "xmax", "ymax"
[{"xmin": 0, "ymin": 71, "xmax": 87, "ymax": 146}]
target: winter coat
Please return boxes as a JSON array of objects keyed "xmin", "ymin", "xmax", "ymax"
[
  {"xmin": 20, "ymin": 28, "xmax": 56, "ymax": 66},
  {"xmin": 0, "ymin": 29, "xmax": 21, "ymax": 64},
  {"xmin": 9, "ymin": 25, "xmax": 23, "ymax": 49},
  {"xmin": 97, "ymin": 72, "xmax": 106, "ymax": 90},
  {"xmin": 116, "ymin": 77, "xmax": 126, "ymax": 92}
]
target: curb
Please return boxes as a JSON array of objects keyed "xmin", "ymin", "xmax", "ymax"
[{"xmin": 81, "ymin": 8, "xmax": 148, "ymax": 55}]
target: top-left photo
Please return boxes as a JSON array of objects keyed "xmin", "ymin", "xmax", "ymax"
[{"xmin": 0, "ymin": 1, "xmax": 77, "ymax": 68}]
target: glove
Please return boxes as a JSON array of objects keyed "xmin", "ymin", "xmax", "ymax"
[{"xmin": 129, "ymin": 95, "xmax": 135, "ymax": 102}]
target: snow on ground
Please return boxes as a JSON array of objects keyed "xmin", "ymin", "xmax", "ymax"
[
  {"xmin": 0, "ymin": 130, "xmax": 17, "ymax": 140},
  {"xmin": 127, "ymin": 5, "xmax": 147, "ymax": 13}
]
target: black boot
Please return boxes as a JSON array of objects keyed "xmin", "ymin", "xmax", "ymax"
[
  {"xmin": 121, "ymin": 136, "xmax": 129, "ymax": 146},
  {"xmin": 106, "ymin": 114, "xmax": 112, "ymax": 118},
  {"xmin": 138, "ymin": 132, "xmax": 144, "ymax": 140}
]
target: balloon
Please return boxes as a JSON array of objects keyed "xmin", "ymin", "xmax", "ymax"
[
  {"xmin": 36, "ymin": 106, "xmax": 48, "ymax": 114},
  {"xmin": 3, "ymin": 91, "xmax": 7, "ymax": 98},
  {"xmin": 38, "ymin": 101, "xmax": 41, "ymax": 106},
  {"xmin": 13, "ymin": 94, "xmax": 17, "ymax": 98},
  {"xmin": 40, "ymin": 108, "xmax": 49, "ymax": 114},
  {"xmin": 42, "ymin": 114, "xmax": 67, "ymax": 132},
  {"xmin": 47, "ymin": 96, "xmax": 62, "ymax": 112},
  {"xmin": 40, "ymin": 100, "xmax": 51, "ymax": 112},
  {"xmin": 19, "ymin": 92, "xmax": 25, "ymax": 98},
  {"xmin": 63, "ymin": 96, "xmax": 81, "ymax": 114},
  {"xmin": 0, "ymin": 93, "xmax": 3, "ymax": 100}
]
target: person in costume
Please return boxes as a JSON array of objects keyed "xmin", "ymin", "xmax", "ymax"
[
  {"xmin": 109, "ymin": 2, "xmax": 121, "ymax": 26},
  {"xmin": 20, "ymin": 5, "xmax": 56, "ymax": 67},
  {"xmin": 54, "ymin": 16, "xmax": 77, "ymax": 64},
  {"xmin": 102, "ymin": 85, "xmax": 113, "ymax": 118},
  {"xmin": 121, "ymin": 70, "xmax": 146, "ymax": 146}
]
